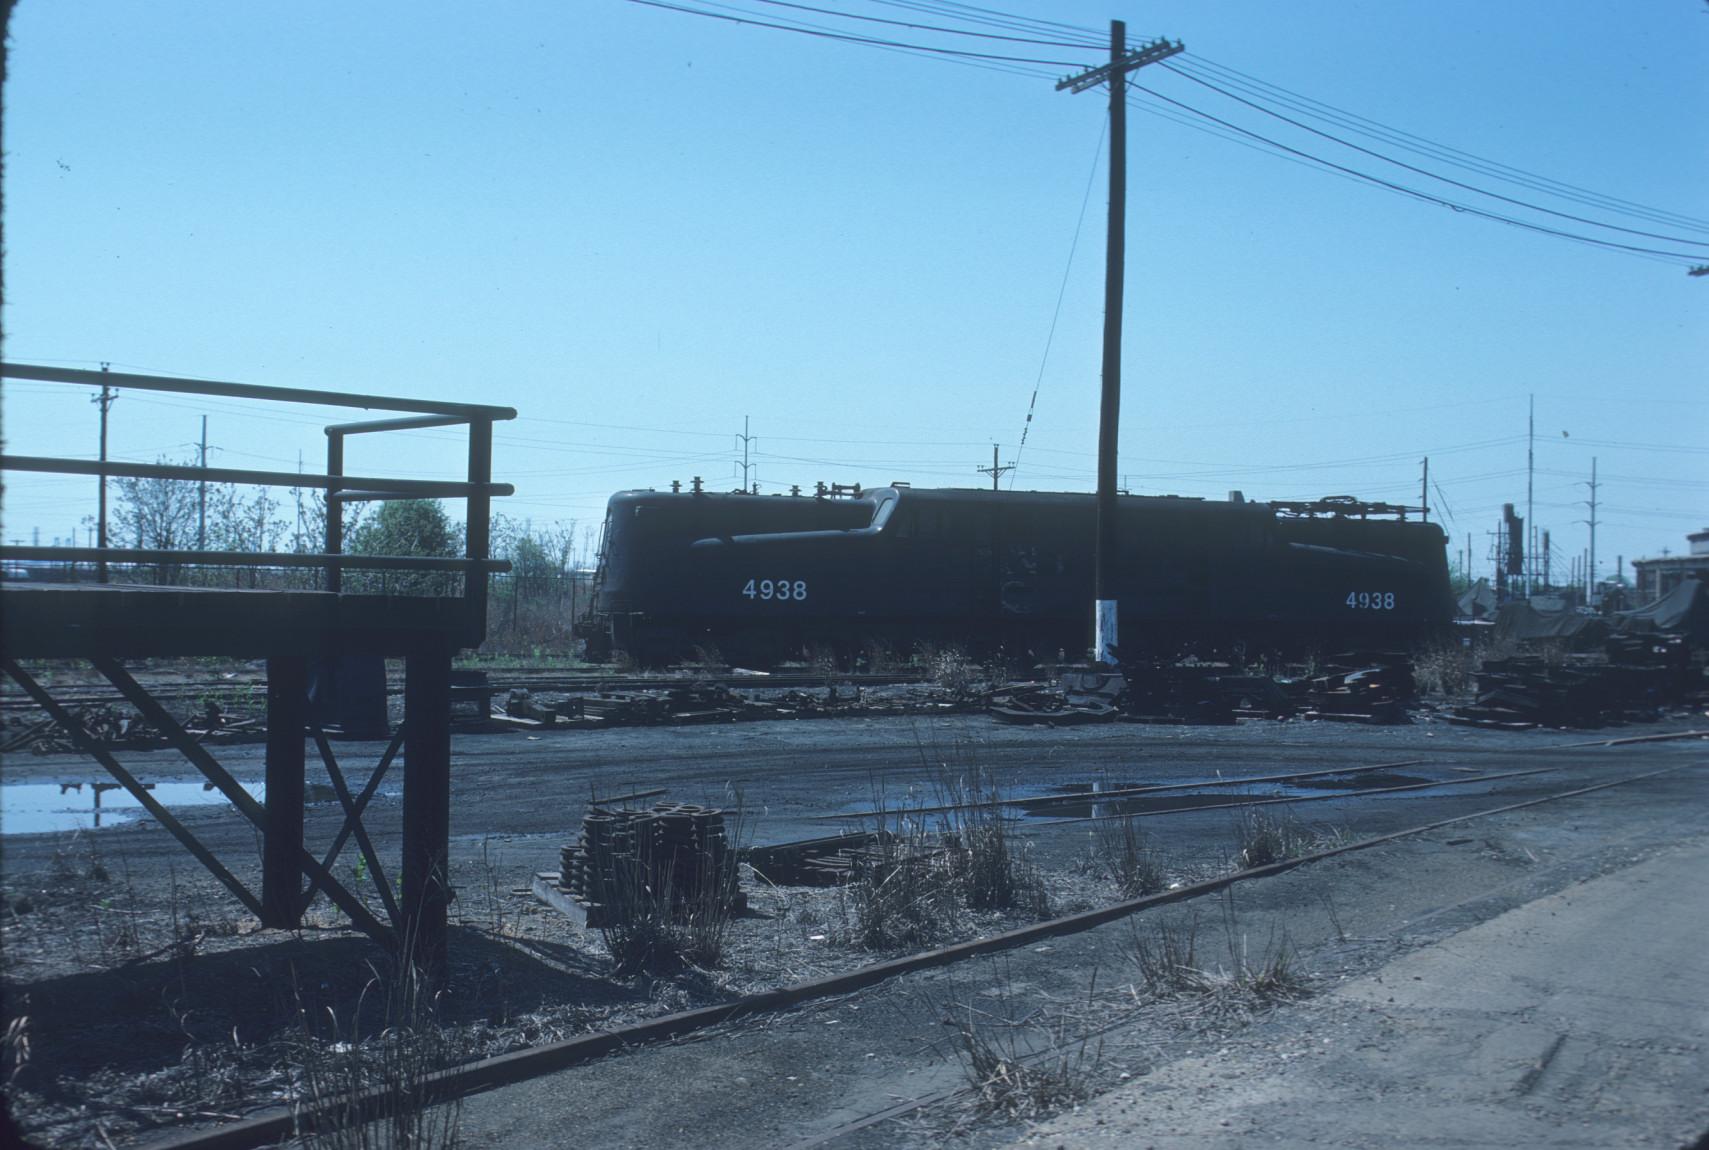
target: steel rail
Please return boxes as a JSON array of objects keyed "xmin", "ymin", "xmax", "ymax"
[
  {"xmin": 1023, "ymin": 760, "xmax": 1584, "ymax": 828},
  {"xmin": 814, "ymin": 757, "xmax": 1436, "ymax": 822},
  {"xmin": 136, "ymin": 761, "xmax": 1693, "ymax": 1150}
]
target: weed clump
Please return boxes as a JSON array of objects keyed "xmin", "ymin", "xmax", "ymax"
[
  {"xmin": 945, "ymin": 978, "xmax": 1099, "ymax": 1122},
  {"xmin": 844, "ymin": 829, "xmax": 961, "ymax": 951},
  {"xmin": 1090, "ymin": 817, "xmax": 1169, "ymax": 897},
  {"xmin": 289, "ymin": 961, "xmax": 466, "ymax": 1150},
  {"xmin": 1231, "ymin": 807, "xmax": 1341, "ymax": 870}
]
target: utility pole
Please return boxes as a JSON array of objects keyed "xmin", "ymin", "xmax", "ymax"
[
  {"xmin": 1057, "ymin": 23, "xmax": 1183, "ymax": 665},
  {"xmin": 1581, "ymin": 456, "xmax": 1599, "ymax": 605},
  {"xmin": 736, "ymin": 416, "xmax": 757, "ymax": 494},
  {"xmin": 1542, "ymin": 528, "xmax": 1551, "ymax": 590},
  {"xmin": 93, "ymin": 364, "xmax": 117, "ymax": 583},
  {"xmin": 198, "ymin": 415, "xmax": 209, "ymax": 551},
  {"xmin": 1420, "ymin": 457, "xmax": 1429, "ymax": 522},
  {"xmin": 1525, "ymin": 394, "xmax": 1534, "ymax": 595},
  {"xmin": 977, "ymin": 444, "xmax": 1015, "ymax": 491}
]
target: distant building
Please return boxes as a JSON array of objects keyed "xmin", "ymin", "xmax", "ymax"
[{"xmin": 1631, "ymin": 528, "xmax": 1709, "ymax": 604}]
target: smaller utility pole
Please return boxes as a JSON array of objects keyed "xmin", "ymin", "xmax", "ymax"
[
  {"xmin": 198, "ymin": 415, "xmax": 209, "ymax": 551},
  {"xmin": 1581, "ymin": 456, "xmax": 1599, "ymax": 605},
  {"xmin": 977, "ymin": 444, "xmax": 1015, "ymax": 491},
  {"xmin": 736, "ymin": 417, "xmax": 757, "ymax": 494},
  {"xmin": 1419, "ymin": 457, "xmax": 1429, "ymax": 522},
  {"xmin": 93, "ymin": 364, "xmax": 117, "ymax": 583}
]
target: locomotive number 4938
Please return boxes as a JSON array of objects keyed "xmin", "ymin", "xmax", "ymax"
[
  {"xmin": 1346, "ymin": 591, "xmax": 1396, "ymax": 610},
  {"xmin": 743, "ymin": 578, "xmax": 808, "ymax": 602}
]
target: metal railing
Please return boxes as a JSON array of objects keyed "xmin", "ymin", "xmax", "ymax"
[{"xmin": 0, "ymin": 362, "xmax": 517, "ymax": 639}]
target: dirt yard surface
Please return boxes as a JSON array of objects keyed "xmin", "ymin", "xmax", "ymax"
[{"xmin": 2, "ymin": 711, "xmax": 1705, "ymax": 1148}]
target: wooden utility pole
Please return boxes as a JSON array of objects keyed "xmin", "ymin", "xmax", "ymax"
[
  {"xmin": 1057, "ymin": 23, "xmax": 1182, "ymax": 665},
  {"xmin": 1420, "ymin": 457, "xmax": 1429, "ymax": 522},
  {"xmin": 977, "ymin": 444, "xmax": 1015, "ymax": 491}
]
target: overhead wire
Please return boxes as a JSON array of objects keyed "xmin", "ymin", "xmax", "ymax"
[
  {"xmin": 1010, "ymin": 115, "xmax": 1104, "ymax": 488},
  {"xmin": 1159, "ymin": 62, "xmax": 1709, "ymax": 249},
  {"xmin": 1126, "ymin": 81, "xmax": 1706, "ymax": 266},
  {"xmin": 622, "ymin": 0, "xmax": 1090, "ymax": 66}
]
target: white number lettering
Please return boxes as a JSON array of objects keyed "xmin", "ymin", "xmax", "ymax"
[
  {"xmin": 1383, "ymin": 592, "xmax": 1395, "ymax": 610},
  {"xmin": 1345, "ymin": 590, "xmax": 1397, "ymax": 610},
  {"xmin": 742, "ymin": 578, "xmax": 808, "ymax": 603},
  {"xmin": 1345, "ymin": 592, "xmax": 1357, "ymax": 609}
]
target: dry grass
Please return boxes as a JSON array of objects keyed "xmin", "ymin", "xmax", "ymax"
[
  {"xmin": 1231, "ymin": 807, "xmax": 1343, "ymax": 870},
  {"xmin": 944, "ymin": 975, "xmax": 1100, "ymax": 1123},
  {"xmin": 1413, "ymin": 637, "xmax": 1475, "ymax": 698},
  {"xmin": 1089, "ymin": 817, "xmax": 1169, "ymax": 898},
  {"xmin": 289, "ymin": 960, "xmax": 466, "ymax": 1150},
  {"xmin": 1126, "ymin": 899, "xmax": 1309, "ymax": 1019}
]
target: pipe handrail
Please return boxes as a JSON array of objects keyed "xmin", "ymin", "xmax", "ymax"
[
  {"xmin": 1, "ymin": 362, "xmax": 515, "ymax": 421},
  {"xmin": 0, "ymin": 546, "xmax": 512, "ymax": 574},
  {"xmin": 0, "ymin": 455, "xmax": 513, "ymax": 499}
]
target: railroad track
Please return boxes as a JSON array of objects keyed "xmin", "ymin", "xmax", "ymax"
[
  {"xmin": 138, "ymin": 751, "xmax": 1700, "ymax": 1150},
  {"xmin": 0, "ymin": 668, "xmax": 928, "ymax": 711}
]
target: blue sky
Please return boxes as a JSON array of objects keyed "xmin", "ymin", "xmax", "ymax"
[{"xmin": 3, "ymin": 0, "xmax": 1705, "ymax": 583}]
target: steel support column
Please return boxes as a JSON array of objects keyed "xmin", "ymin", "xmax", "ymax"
[
  {"xmin": 402, "ymin": 645, "xmax": 452, "ymax": 973},
  {"xmin": 262, "ymin": 656, "xmax": 308, "ymax": 927}
]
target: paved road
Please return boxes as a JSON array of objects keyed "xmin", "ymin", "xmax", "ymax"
[{"xmin": 1009, "ymin": 837, "xmax": 1709, "ymax": 1150}]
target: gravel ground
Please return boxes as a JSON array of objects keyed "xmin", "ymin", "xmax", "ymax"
[{"xmin": 1, "ymin": 709, "xmax": 1704, "ymax": 1148}]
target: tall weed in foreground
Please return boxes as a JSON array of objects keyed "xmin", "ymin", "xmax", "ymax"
[{"xmin": 289, "ymin": 959, "xmax": 465, "ymax": 1150}]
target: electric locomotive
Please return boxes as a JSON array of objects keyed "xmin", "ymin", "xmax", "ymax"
[{"xmin": 575, "ymin": 483, "xmax": 1453, "ymax": 666}]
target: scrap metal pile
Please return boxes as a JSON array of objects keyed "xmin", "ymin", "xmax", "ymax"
[
  {"xmin": 743, "ymin": 830, "xmax": 899, "ymax": 886},
  {"xmin": 1447, "ymin": 652, "xmax": 1704, "ymax": 730},
  {"xmin": 498, "ymin": 681, "xmax": 969, "ymax": 731},
  {"xmin": 986, "ymin": 654, "xmax": 1417, "ymax": 726},
  {"xmin": 1, "ymin": 701, "xmax": 261, "ymax": 754}
]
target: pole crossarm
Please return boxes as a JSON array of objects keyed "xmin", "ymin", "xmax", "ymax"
[{"xmin": 1055, "ymin": 37, "xmax": 1183, "ymax": 93}]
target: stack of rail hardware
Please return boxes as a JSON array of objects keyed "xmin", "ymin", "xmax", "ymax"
[{"xmin": 558, "ymin": 802, "xmax": 744, "ymax": 927}]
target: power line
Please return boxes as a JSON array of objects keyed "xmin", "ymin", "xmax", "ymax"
[
  {"xmin": 1011, "ymin": 116, "xmax": 1104, "ymax": 486},
  {"xmin": 1173, "ymin": 54, "xmax": 1709, "ymax": 236},
  {"xmin": 1159, "ymin": 62, "xmax": 1709, "ymax": 250},
  {"xmin": 622, "ymin": 0, "xmax": 1093, "ymax": 65},
  {"xmin": 745, "ymin": 0, "xmax": 1102, "ymax": 48},
  {"xmin": 1127, "ymin": 82, "xmax": 1708, "ymax": 265}
]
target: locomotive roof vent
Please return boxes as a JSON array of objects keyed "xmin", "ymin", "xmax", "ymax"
[{"xmin": 1229, "ymin": 489, "xmax": 1244, "ymax": 503}]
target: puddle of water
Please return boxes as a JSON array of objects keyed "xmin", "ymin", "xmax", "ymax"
[{"xmin": 0, "ymin": 780, "xmax": 266, "ymax": 836}]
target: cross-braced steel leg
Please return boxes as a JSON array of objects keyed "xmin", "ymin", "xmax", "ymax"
[
  {"xmin": 263, "ymin": 656, "xmax": 308, "ymax": 928},
  {"xmin": 402, "ymin": 646, "xmax": 452, "ymax": 975}
]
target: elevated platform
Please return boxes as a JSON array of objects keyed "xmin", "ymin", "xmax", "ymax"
[
  {"xmin": 3, "ymin": 582, "xmax": 483, "ymax": 659},
  {"xmin": 1, "ymin": 361, "xmax": 517, "ymax": 977}
]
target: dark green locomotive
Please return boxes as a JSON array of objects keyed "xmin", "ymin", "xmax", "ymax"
[{"xmin": 576, "ymin": 485, "xmax": 1453, "ymax": 666}]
